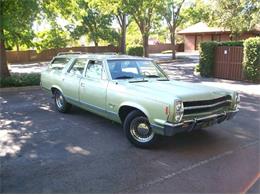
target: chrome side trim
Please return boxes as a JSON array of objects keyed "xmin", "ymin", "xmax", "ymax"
[
  {"xmin": 184, "ymin": 100, "xmax": 232, "ymax": 110},
  {"xmin": 80, "ymin": 100, "xmax": 106, "ymax": 113}
]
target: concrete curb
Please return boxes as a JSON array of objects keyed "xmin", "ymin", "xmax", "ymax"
[{"xmin": 0, "ymin": 85, "xmax": 41, "ymax": 93}]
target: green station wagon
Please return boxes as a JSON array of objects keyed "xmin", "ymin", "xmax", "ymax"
[{"xmin": 41, "ymin": 53, "xmax": 239, "ymax": 148}]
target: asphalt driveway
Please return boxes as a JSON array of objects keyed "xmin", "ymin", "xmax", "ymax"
[
  {"xmin": 1, "ymin": 57, "xmax": 260, "ymax": 193},
  {"xmin": 1, "ymin": 88, "xmax": 259, "ymax": 193}
]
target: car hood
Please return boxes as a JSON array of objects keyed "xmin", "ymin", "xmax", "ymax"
[{"xmin": 123, "ymin": 80, "xmax": 233, "ymax": 102}]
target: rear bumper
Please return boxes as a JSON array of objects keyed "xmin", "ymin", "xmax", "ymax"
[{"xmin": 153, "ymin": 109, "xmax": 238, "ymax": 136}]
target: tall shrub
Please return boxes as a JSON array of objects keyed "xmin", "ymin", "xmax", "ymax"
[
  {"xmin": 199, "ymin": 41, "xmax": 218, "ymax": 77},
  {"xmin": 243, "ymin": 37, "xmax": 260, "ymax": 82}
]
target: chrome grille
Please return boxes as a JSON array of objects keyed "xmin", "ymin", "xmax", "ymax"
[{"xmin": 183, "ymin": 95, "xmax": 232, "ymax": 115}]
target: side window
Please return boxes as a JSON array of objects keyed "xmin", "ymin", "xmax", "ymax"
[
  {"xmin": 68, "ymin": 59, "xmax": 88, "ymax": 76},
  {"xmin": 49, "ymin": 58, "xmax": 70, "ymax": 70},
  {"xmin": 85, "ymin": 60, "xmax": 104, "ymax": 79}
]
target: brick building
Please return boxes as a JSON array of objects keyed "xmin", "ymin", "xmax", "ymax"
[{"xmin": 178, "ymin": 22, "xmax": 260, "ymax": 52}]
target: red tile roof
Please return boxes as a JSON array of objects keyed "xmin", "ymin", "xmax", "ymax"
[
  {"xmin": 178, "ymin": 22, "xmax": 228, "ymax": 34},
  {"xmin": 178, "ymin": 22, "xmax": 260, "ymax": 35}
]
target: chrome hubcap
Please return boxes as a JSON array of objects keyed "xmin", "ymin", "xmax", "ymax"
[
  {"xmin": 130, "ymin": 118, "xmax": 154, "ymax": 143},
  {"xmin": 56, "ymin": 92, "xmax": 64, "ymax": 109}
]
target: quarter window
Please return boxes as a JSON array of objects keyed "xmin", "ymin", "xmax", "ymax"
[{"xmin": 68, "ymin": 59, "xmax": 88, "ymax": 75}]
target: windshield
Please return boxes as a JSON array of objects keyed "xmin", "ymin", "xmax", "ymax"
[{"xmin": 107, "ymin": 60, "xmax": 167, "ymax": 80}]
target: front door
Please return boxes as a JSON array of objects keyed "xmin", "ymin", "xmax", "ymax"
[
  {"xmin": 79, "ymin": 60, "xmax": 108, "ymax": 116},
  {"xmin": 62, "ymin": 58, "xmax": 88, "ymax": 102}
]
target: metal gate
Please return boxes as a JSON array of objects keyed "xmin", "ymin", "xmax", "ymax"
[{"xmin": 214, "ymin": 46, "xmax": 243, "ymax": 81}]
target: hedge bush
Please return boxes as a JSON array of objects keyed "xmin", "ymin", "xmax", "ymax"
[
  {"xmin": 243, "ymin": 37, "xmax": 260, "ymax": 82},
  {"xmin": 199, "ymin": 41, "xmax": 218, "ymax": 77},
  {"xmin": 199, "ymin": 39, "xmax": 259, "ymax": 82},
  {"xmin": 127, "ymin": 45, "xmax": 143, "ymax": 56},
  {"xmin": 0, "ymin": 73, "xmax": 41, "ymax": 88},
  {"xmin": 218, "ymin": 41, "xmax": 244, "ymax": 47}
]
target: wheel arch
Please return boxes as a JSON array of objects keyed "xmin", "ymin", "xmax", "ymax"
[
  {"xmin": 50, "ymin": 85, "xmax": 63, "ymax": 95},
  {"xmin": 118, "ymin": 102, "xmax": 150, "ymax": 123}
]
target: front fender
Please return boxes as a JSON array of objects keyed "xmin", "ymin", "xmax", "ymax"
[
  {"xmin": 118, "ymin": 101, "xmax": 151, "ymax": 119},
  {"xmin": 50, "ymin": 85, "xmax": 64, "ymax": 95}
]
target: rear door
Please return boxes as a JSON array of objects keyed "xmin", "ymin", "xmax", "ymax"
[
  {"xmin": 79, "ymin": 60, "xmax": 109, "ymax": 116},
  {"xmin": 61, "ymin": 58, "xmax": 88, "ymax": 102}
]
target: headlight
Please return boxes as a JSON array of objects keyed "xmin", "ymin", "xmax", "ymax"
[{"xmin": 175, "ymin": 100, "xmax": 184, "ymax": 122}]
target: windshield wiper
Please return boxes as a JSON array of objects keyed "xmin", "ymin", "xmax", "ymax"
[
  {"xmin": 114, "ymin": 76, "xmax": 134, "ymax": 79},
  {"xmin": 145, "ymin": 75, "xmax": 160, "ymax": 78}
]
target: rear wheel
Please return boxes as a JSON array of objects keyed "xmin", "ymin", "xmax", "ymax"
[
  {"xmin": 54, "ymin": 90, "xmax": 71, "ymax": 113},
  {"xmin": 123, "ymin": 110, "xmax": 159, "ymax": 148}
]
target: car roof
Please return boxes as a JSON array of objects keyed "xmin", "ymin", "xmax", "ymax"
[{"xmin": 55, "ymin": 53, "xmax": 153, "ymax": 61}]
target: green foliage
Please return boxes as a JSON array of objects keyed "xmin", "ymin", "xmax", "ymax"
[
  {"xmin": 218, "ymin": 41, "xmax": 244, "ymax": 47},
  {"xmin": 180, "ymin": 0, "xmax": 211, "ymax": 29},
  {"xmin": 199, "ymin": 41, "xmax": 219, "ymax": 77},
  {"xmin": 243, "ymin": 37, "xmax": 260, "ymax": 82},
  {"xmin": 126, "ymin": 22, "xmax": 142, "ymax": 46},
  {"xmin": 195, "ymin": 64, "xmax": 200, "ymax": 72},
  {"xmin": 36, "ymin": 26, "xmax": 69, "ymax": 50},
  {"xmin": 157, "ymin": 0, "xmax": 185, "ymax": 59},
  {"xmin": 157, "ymin": 0, "xmax": 185, "ymax": 29},
  {"xmin": 68, "ymin": 1, "xmax": 119, "ymax": 46},
  {"xmin": 1, "ymin": 0, "xmax": 39, "ymax": 49},
  {"xmin": 0, "ymin": 73, "xmax": 40, "ymax": 88},
  {"xmin": 127, "ymin": 46, "xmax": 144, "ymax": 56},
  {"xmin": 125, "ymin": 0, "xmax": 160, "ymax": 56},
  {"xmin": 209, "ymin": 0, "xmax": 260, "ymax": 35}
]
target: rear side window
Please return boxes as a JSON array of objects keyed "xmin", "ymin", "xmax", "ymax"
[
  {"xmin": 49, "ymin": 58, "xmax": 70, "ymax": 70},
  {"xmin": 85, "ymin": 60, "xmax": 104, "ymax": 79},
  {"xmin": 68, "ymin": 59, "xmax": 88, "ymax": 75}
]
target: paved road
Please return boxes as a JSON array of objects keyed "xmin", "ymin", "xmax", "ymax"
[{"xmin": 1, "ymin": 62, "xmax": 260, "ymax": 193}]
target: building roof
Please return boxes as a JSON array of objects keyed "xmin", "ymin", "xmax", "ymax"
[
  {"xmin": 178, "ymin": 22, "xmax": 228, "ymax": 34},
  {"xmin": 178, "ymin": 22, "xmax": 260, "ymax": 35}
]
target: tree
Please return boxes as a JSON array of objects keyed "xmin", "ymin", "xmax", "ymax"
[
  {"xmin": 125, "ymin": 0, "xmax": 160, "ymax": 57},
  {"xmin": 0, "ymin": 0, "xmax": 77, "ymax": 78},
  {"xmin": 35, "ymin": 26, "xmax": 69, "ymax": 50},
  {"xmin": 90, "ymin": 0, "xmax": 131, "ymax": 54},
  {"xmin": 158, "ymin": 0, "xmax": 185, "ymax": 59},
  {"xmin": 0, "ymin": 0, "xmax": 38, "ymax": 77},
  {"xmin": 210, "ymin": 0, "xmax": 260, "ymax": 36},
  {"xmin": 68, "ymin": 1, "xmax": 118, "ymax": 50},
  {"xmin": 180, "ymin": 0, "xmax": 211, "ymax": 29},
  {"xmin": 126, "ymin": 22, "xmax": 142, "ymax": 46}
]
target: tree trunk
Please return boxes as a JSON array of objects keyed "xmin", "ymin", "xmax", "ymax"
[
  {"xmin": 170, "ymin": 32, "xmax": 176, "ymax": 60},
  {"xmin": 16, "ymin": 42, "xmax": 19, "ymax": 51},
  {"xmin": 0, "ymin": 28, "xmax": 10, "ymax": 77},
  {"xmin": 120, "ymin": 14, "xmax": 126, "ymax": 54},
  {"xmin": 94, "ymin": 41, "xmax": 98, "ymax": 53},
  {"xmin": 142, "ymin": 34, "xmax": 149, "ymax": 57}
]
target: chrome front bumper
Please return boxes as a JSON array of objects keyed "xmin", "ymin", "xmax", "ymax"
[{"xmin": 157, "ymin": 109, "xmax": 239, "ymax": 136}]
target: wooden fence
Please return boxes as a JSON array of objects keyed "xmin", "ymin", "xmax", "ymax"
[
  {"xmin": 214, "ymin": 46, "xmax": 244, "ymax": 81},
  {"xmin": 6, "ymin": 45, "xmax": 119, "ymax": 64},
  {"xmin": 148, "ymin": 43, "xmax": 184, "ymax": 53},
  {"xmin": 6, "ymin": 43, "xmax": 184, "ymax": 64}
]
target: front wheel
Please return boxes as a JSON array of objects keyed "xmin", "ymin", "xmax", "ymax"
[
  {"xmin": 123, "ymin": 110, "xmax": 159, "ymax": 148},
  {"xmin": 54, "ymin": 90, "xmax": 71, "ymax": 113}
]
